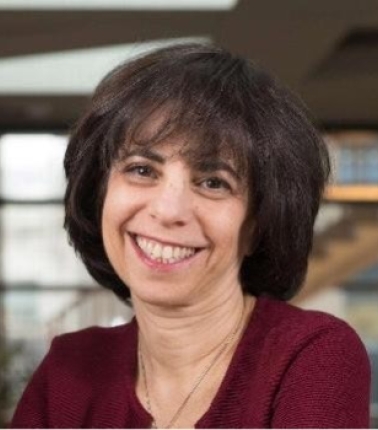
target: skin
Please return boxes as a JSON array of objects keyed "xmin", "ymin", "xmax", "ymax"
[{"xmin": 102, "ymin": 140, "xmax": 255, "ymax": 427}]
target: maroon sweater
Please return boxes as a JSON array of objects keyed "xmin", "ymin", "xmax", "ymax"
[{"xmin": 12, "ymin": 296, "xmax": 371, "ymax": 428}]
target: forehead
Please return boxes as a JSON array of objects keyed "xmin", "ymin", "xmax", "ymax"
[
  {"xmin": 123, "ymin": 139, "xmax": 237, "ymax": 170},
  {"xmin": 119, "ymin": 105, "xmax": 250, "ymax": 177}
]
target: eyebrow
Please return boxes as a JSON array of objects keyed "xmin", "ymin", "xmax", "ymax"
[
  {"xmin": 121, "ymin": 147, "xmax": 240, "ymax": 180},
  {"xmin": 194, "ymin": 160, "xmax": 240, "ymax": 181},
  {"xmin": 121, "ymin": 147, "xmax": 166, "ymax": 164}
]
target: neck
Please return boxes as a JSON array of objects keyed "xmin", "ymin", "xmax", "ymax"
[
  {"xmin": 133, "ymin": 288, "xmax": 254, "ymax": 378},
  {"xmin": 134, "ymin": 288, "xmax": 255, "ymax": 429}
]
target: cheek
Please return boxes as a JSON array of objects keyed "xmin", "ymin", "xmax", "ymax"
[
  {"xmin": 101, "ymin": 196, "xmax": 119, "ymax": 261},
  {"xmin": 102, "ymin": 196, "xmax": 125, "ymax": 232},
  {"xmin": 102, "ymin": 181, "xmax": 141, "ymax": 232},
  {"xmin": 102, "ymin": 191, "xmax": 121, "ymax": 236},
  {"xmin": 101, "ymin": 190, "xmax": 133, "ymax": 260},
  {"xmin": 205, "ymin": 204, "xmax": 247, "ymax": 250},
  {"xmin": 101, "ymin": 192, "xmax": 135, "ymax": 273}
]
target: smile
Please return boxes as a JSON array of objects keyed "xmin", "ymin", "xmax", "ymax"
[{"xmin": 133, "ymin": 234, "xmax": 198, "ymax": 265}]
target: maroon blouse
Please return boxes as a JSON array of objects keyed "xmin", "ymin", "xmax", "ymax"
[{"xmin": 11, "ymin": 296, "xmax": 371, "ymax": 428}]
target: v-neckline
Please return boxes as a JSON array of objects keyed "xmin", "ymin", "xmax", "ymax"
[{"xmin": 126, "ymin": 296, "xmax": 263, "ymax": 428}]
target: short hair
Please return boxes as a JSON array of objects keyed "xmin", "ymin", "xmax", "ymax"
[{"xmin": 64, "ymin": 42, "xmax": 330, "ymax": 302}]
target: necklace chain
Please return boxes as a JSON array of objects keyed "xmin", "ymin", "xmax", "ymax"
[{"xmin": 138, "ymin": 301, "xmax": 246, "ymax": 429}]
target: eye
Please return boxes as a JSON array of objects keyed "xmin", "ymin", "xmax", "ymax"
[
  {"xmin": 203, "ymin": 177, "xmax": 228, "ymax": 189},
  {"xmin": 123, "ymin": 163, "xmax": 158, "ymax": 181},
  {"xmin": 199, "ymin": 176, "xmax": 232, "ymax": 194},
  {"xmin": 129, "ymin": 165, "xmax": 154, "ymax": 176}
]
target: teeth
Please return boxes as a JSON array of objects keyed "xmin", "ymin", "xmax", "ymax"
[
  {"xmin": 152, "ymin": 243, "xmax": 162, "ymax": 259},
  {"xmin": 173, "ymin": 247, "xmax": 181, "ymax": 259},
  {"xmin": 135, "ymin": 235, "xmax": 196, "ymax": 264},
  {"xmin": 147, "ymin": 241, "xmax": 154, "ymax": 253},
  {"xmin": 162, "ymin": 246, "xmax": 173, "ymax": 259}
]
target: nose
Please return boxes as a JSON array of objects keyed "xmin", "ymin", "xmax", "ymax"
[{"xmin": 148, "ymin": 179, "xmax": 193, "ymax": 227}]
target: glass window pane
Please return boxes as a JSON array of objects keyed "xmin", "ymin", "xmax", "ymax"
[
  {"xmin": 0, "ymin": 205, "xmax": 93, "ymax": 286},
  {"xmin": 0, "ymin": 134, "xmax": 67, "ymax": 201}
]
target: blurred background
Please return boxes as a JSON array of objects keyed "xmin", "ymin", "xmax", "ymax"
[{"xmin": 0, "ymin": 0, "xmax": 377, "ymax": 426}]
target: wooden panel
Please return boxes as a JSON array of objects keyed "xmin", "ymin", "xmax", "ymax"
[{"xmin": 324, "ymin": 185, "xmax": 378, "ymax": 202}]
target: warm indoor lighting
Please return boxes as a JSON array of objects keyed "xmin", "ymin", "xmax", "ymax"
[
  {"xmin": 0, "ymin": 0, "xmax": 238, "ymax": 10},
  {"xmin": 0, "ymin": 39, "xmax": 207, "ymax": 95}
]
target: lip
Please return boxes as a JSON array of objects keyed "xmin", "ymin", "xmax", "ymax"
[
  {"xmin": 129, "ymin": 232, "xmax": 206, "ymax": 249},
  {"xmin": 128, "ymin": 232, "xmax": 205, "ymax": 272}
]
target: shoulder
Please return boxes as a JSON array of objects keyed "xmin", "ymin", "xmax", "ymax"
[
  {"xmin": 51, "ymin": 319, "xmax": 136, "ymax": 350},
  {"xmin": 11, "ymin": 320, "xmax": 138, "ymax": 428},
  {"xmin": 46, "ymin": 319, "xmax": 137, "ymax": 372},
  {"xmin": 250, "ymin": 297, "xmax": 371, "ymax": 428},
  {"xmin": 255, "ymin": 295, "xmax": 362, "ymax": 339},
  {"xmin": 52, "ymin": 319, "xmax": 136, "ymax": 348},
  {"xmin": 252, "ymin": 296, "xmax": 369, "ymax": 367}
]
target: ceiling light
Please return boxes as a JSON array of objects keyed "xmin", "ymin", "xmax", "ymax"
[
  {"xmin": 0, "ymin": 0, "xmax": 238, "ymax": 10},
  {"xmin": 0, "ymin": 39, "xmax": 208, "ymax": 95}
]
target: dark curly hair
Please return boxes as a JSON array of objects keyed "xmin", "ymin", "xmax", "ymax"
[{"xmin": 64, "ymin": 42, "xmax": 330, "ymax": 302}]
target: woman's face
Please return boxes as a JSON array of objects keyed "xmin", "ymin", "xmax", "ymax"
[{"xmin": 102, "ymin": 140, "xmax": 249, "ymax": 307}]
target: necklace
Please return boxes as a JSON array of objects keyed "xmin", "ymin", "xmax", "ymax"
[{"xmin": 138, "ymin": 301, "xmax": 246, "ymax": 429}]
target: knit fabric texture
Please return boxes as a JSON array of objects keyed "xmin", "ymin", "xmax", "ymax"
[{"xmin": 11, "ymin": 296, "xmax": 371, "ymax": 428}]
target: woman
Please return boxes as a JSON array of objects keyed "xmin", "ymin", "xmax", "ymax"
[{"xmin": 12, "ymin": 43, "xmax": 370, "ymax": 428}]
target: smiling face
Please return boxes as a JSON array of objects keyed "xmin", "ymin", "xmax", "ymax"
[{"xmin": 101, "ymin": 141, "xmax": 250, "ymax": 307}]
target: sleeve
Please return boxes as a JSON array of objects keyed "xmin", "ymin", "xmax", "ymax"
[
  {"xmin": 10, "ymin": 350, "xmax": 50, "ymax": 429},
  {"xmin": 272, "ymin": 322, "xmax": 371, "ymax": 429}
]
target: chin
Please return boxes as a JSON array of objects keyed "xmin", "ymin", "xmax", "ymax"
[{"xmin": 130, "ymin": 285, "xmax": 194, "ymax": 309}]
